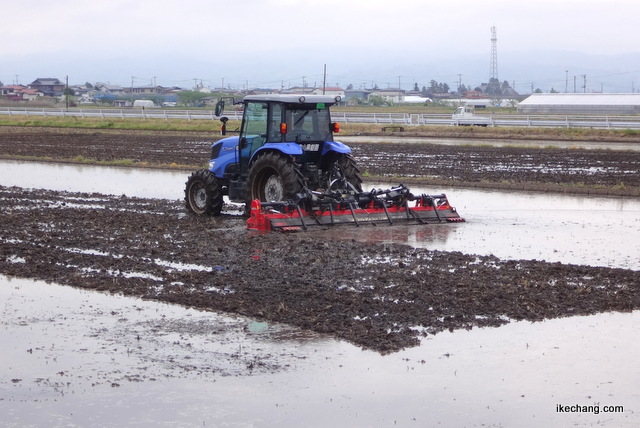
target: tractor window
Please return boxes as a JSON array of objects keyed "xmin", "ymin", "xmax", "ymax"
[
  {"xmin": 285, "ymin": 106, "xmax": 332, "ymax": 142},
  {"xmin": 241, "ymin": 102, "xmax": 268, "ymax": 138},
  {"xmin": 268, "ymin": 103, "xmax": 283, "ymax": 142}
]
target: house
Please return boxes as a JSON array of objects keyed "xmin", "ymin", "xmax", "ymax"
[
  {"xmin": 344, "ymin": 89, "xmax": 371, "ymax": 105},
  {"xmin": 310, "ymin": 86, "xmax": 345, "ymax": 100},
  {"xmin": 246, "ymin": 88, "xmax": 278, "ymax": 96},
  {"xmin": 20, "ymin": 88, "xmax": 44, "ymax": 101},
  {"xmin": 0, "ymin": 85, "xmax": 25, "ymax": 98},
  {"xmin": 369, "ymin": 88, "xmax": 406, "ymax": 104},
  {"xmin": 0, "ymin": 85, "xmax": 43, "ymax": 101},
  {"xmin": 95, "ymin": 83, "xmax": 124, "ymax": 94},
  {"xmin": 281, "ymin": 86, "xmax": 316, "ymax": 95},
  {"xmin": 28, "ymin": 78, "xmax": 65, "ymax": 97},
  {"xmin": 124, "ymin": 85, "xmax": 165, "ymax": 95}
]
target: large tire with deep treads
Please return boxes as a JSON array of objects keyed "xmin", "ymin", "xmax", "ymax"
[
  {"xmin": 322, "ymin": 153, "xmax": 364, "ymax": 193},
  {"xmin": 184, "ymin": 169, "xmax": 223, "ymax": 216},
  {"xmin": 247, "ymin": 152, "xmax": 304, "ymax": 203},
  {"xmin": 336, "ymin": 154, "xmax": 363, "ymax": 192}
]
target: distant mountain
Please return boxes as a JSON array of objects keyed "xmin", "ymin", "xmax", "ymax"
[{"xmin": 3, "ymin": 50, "xmax": 639, "ymax": 94}]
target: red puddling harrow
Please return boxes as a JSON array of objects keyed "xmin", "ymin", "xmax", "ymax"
[{"xmin": 247, "ymin": 184, "xmax": 464, "ymax": 232}]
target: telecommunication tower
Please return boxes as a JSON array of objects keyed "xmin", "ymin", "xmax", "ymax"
[{"xmin": 490, "ymin": 26, "xmax": 499, "ymax": 83}]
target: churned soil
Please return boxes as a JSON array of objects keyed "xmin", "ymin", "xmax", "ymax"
[
  {"xmin": 1, "ymin": 127, "xmax": 640, "ymax": 353},
  {"xmin": 0, "ymin": 126, "xmax": 639, "ymax": 195},
  {"xmin": 1, "ymin": 185, "xmax": 639, "ymax": 353}
]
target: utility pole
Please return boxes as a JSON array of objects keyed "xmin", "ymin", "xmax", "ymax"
[
  {"xmin": 565, "ymin": 70, "xmax": 568, "ymax": 93},
  {"xmin": 582, "ymin": 74, "xmax": 587, "ymax": 93},
  {"xmin": 323, "ymin": 64, "xmax": 327, "ymax": 95}
]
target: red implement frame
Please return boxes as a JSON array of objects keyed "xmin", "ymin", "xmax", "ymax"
[{"xmin": 247, "ymin": 192, "xmax": 464, "ymax": 232}]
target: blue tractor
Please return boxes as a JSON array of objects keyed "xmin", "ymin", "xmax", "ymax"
[{"xmin": 185, "ymin": 94, "xmax": 362, "ymax": 216}]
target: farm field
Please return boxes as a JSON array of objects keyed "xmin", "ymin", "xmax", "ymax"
[{"xmin": 1, "ymin": 126, "xmax": 639, "ymax": 426}]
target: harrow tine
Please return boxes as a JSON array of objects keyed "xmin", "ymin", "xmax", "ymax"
[
  {"xmin": 348, "ymin": 202, "xmax": 360, "ymax": 227},
  {"xmin": 295, "ymin": 204, "xmax": 308, "ymax": 230},
  {"xmin": 381, "ymin": 200, "xmax": 393, "ymax": 225},
  {"xmin": 404, "ymin": 199, "xmax": 425, "ymax": 224},
  {"xmin": 426, "ymin": 195, "xmax": 443, "ymax": 222}
]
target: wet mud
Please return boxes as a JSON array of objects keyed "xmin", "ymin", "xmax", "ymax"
[
  {"xmin": 1, "ymin": 128, "xmax": 640, "ymax": 353},
  {"xmin": 1, "ymin": 185, "xmax": 639, "ymax": 353},
  {"xmin": 0, "ymin": 127, "xmax": 639, "ymax": 195}
]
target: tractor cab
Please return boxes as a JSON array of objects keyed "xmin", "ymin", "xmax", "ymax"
[
  {"xmin": 217, "ymin": 94, "xmax": 341, "ymax": 159},
  {"xmin": 212, "ymin": 94, "xmax": 349, "ymax": 202}
]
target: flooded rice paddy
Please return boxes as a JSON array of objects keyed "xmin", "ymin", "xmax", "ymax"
[
  {"xmin": 2, "ymin": 159, "xmax": 639, "ymax": 269},
  {"xmin": 1, "ymin": 159, "xmax": 639, "ymax": 427}
]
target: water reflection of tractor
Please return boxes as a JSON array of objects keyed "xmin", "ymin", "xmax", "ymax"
[{"xmin": 185, "ymin": 94, "xmax": 463, "ymax": 231}]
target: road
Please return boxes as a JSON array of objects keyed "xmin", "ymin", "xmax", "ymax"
[{"xmin": 2, "ymin": 106, "xmax": 640, "ymax": 129}]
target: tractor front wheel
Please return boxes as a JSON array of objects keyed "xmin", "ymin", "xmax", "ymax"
[
  {"xmin": 184, "ymin": 169, "xmax": 223, "ymax": 216},
  {"xmin": 247, "ymin": 152, "xmax": 304, "ymax": 203}
]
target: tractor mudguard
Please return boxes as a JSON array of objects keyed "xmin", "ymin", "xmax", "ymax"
[
  {"xmin": 250, "ymin": 143, "xmax": 303, "ymax": 163},
  {"xmin": 322, "ymin": 140, "xmax": 351, "ymax": 156}
]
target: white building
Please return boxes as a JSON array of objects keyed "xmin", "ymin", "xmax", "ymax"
[{"xmin": 517, "ymin": 93, "xmax": 640, "ymax": 114}]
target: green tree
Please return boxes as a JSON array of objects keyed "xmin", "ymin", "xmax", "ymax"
[
  {"xmin": 368, "ymin": 95, "xmax": 387, "ymax": 106},
  {"xmin": 177, "ymin": 91, "xmax": 210, "ymax": 107},
  {"xmin": 486, "ymin": 78, "xmax": 501, "ymax": 96}
]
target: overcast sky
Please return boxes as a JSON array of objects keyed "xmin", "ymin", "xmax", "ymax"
[{"xmin": 2, "ymin": 0, "xmax": 639, "ymax": 92}]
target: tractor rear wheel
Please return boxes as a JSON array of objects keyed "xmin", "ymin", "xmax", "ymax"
[
  {"xmin": 323, "ymin": 153, "xmax": 363, "ymax": 193},
  {"xmin": 184, "ymin": 169, "xmax": 223, "ymax": 216},
  {"xmin": 336, "ymin": 154, "xmax": 363, "ymax": 192},
  {"xmin": 247, "ymin": 152, "xmax": 304, "ymax": 203}
]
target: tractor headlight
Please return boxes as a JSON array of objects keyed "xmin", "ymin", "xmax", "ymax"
[{"xmin": 209, "ymin": 160, "xmax": 215, "ymax": 170}]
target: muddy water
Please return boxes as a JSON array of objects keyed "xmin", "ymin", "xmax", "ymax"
[
  {"xmin": 4, "ymin": 160, "xmax": 637, "ymax": 270},
  {"xmin": 341, "ymin": 135, "xmax": 640, "ymax": 151},
  {"xmin": 322, "ymin": 184, "xmax": 640, "ymax": 270},
  {"xmin": 0, "ymin": 159, "xmax": 187, "ymax": 199},
  {"xmin": 2, "ymin": 159, "xmax": 640, "ymax": 426},
  {"xmin": 2, "ymin": 275, "xmax": 638, "ymax": 427}
]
